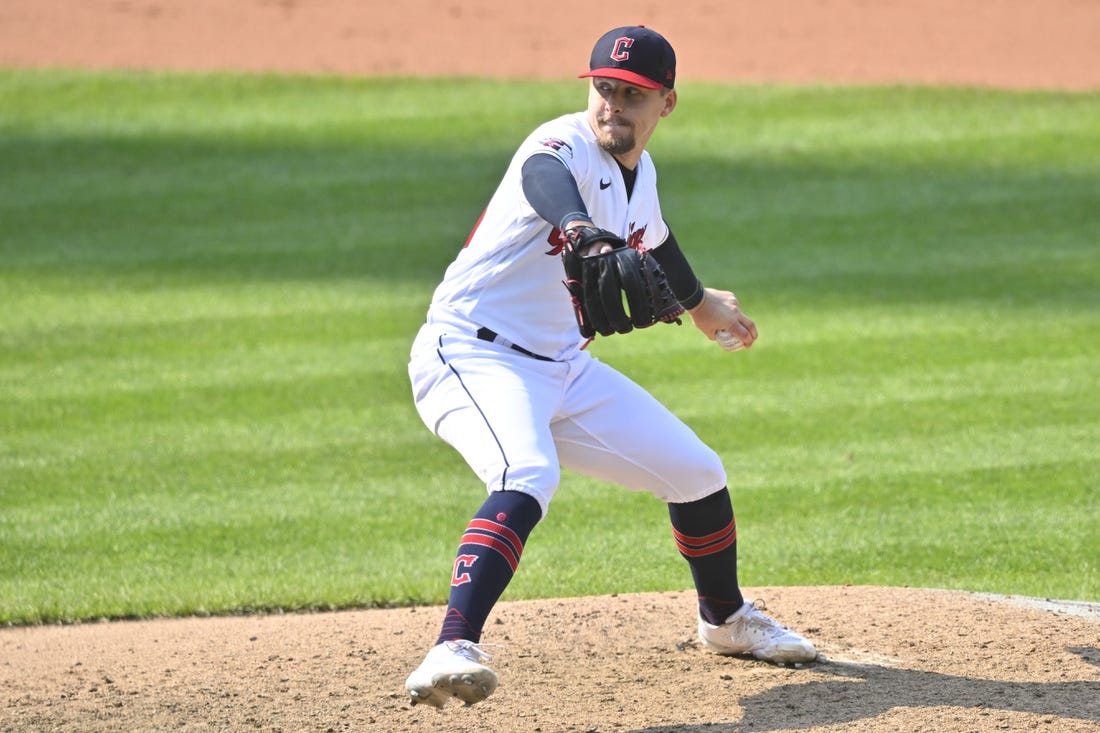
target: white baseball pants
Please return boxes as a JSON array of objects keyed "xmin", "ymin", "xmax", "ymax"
[{"xmin": 408, "ymin": 324, "xmax": 727, "ymax": 516}]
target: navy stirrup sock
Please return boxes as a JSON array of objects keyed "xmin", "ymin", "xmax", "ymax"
[
  {"xmin": 668, "ymin": 487, "xmax": 745, "ymax": 625},
  {"xmin": 437, "ymin": 490, "xmax": 542, "ymax": 644}
]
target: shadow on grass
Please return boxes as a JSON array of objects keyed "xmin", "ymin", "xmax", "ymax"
[{"xmin": 3, "ymin": 130, "xmax": 1098, "ymax": 311}]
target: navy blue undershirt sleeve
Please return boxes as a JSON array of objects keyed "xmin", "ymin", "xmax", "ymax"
[
  {"xmin": 521, "ymin": 153, "xmax": 591, "ymax": 233},
  {"xmin": 650, "ymin": 229, "xmax": 705, "ymax": 309},
  {"xmin": 522, "ymin": 155, "xmax": 703, "ymax": 308}
]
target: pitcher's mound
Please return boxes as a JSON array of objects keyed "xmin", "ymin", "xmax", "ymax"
[{"xmin": 2, "ymin": 586, "xmax": 1097, "ymax": 732}]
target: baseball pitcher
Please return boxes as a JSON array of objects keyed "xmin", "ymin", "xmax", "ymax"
[{"xmin": 405, "ymin": 25, "xmax": 817, "ymax": 709}]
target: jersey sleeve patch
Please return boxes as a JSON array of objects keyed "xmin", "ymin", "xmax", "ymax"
[{"xmin": 538, "ymin": 137, "xmax": 574, "ymax": 159}]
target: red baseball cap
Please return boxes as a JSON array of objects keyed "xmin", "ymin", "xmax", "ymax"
[{"xmin": 579, "ymin": 25, "xmax": 676, "ymax": 90}]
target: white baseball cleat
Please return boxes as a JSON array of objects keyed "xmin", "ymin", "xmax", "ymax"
[
  {"xmin": 698, "ymin": 600, "xmax": 817, "ymax": 664},
  {"xmin": 405, "ymin": 640, "xmax": 498, "ymax": 709}
]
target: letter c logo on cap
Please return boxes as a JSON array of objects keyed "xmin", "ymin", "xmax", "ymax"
[{"xmin": 610, "ymin": 37, "xmax": 634, "ymax": 61}]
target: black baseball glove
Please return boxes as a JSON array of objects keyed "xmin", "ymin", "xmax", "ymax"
[{"xmin": 560, "ymin": 226, "xmax": 685, "ymax": 338}]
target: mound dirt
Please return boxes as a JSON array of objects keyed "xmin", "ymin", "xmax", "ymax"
[{"xmin": 3, "ymin": 586, "xmax": 1098, "ymax": 732}]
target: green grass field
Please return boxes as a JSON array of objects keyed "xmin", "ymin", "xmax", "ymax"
[{"xmin": 1, "ymin": 70, "xmax": 1097, "ymax": 624}]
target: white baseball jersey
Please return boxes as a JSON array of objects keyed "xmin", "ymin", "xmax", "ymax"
[
  {"xmin": 426, "ymin": 111, "xmax": 670, "ymax": 360},
  {"xmin": 410, "ymin": 111, "xmax": 725, "ymax": 515}
]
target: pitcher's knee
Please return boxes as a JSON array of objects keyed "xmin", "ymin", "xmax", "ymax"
[
  {"xmin": 665, "ymin": 447, "xmax": 727, "ymax": 503},
  {"xmin": 487, "ymin": 461, "xmax": 559, "ymax": 517}
]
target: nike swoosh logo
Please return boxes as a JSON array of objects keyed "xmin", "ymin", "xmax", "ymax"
[{"xmin": 599, "ymin": 178, "xmax": 612, "ymax": 190}]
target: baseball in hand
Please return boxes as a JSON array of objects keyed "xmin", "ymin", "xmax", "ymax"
[{"xmin": 715, "ymin": 329, "xmax": 745, "ymax": 352}]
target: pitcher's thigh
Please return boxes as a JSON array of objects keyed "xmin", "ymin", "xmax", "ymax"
[
  {"xmin": 412, "ymin": 342, "xmax": 563, "ymax": 514},
  {"xmin": 553, "ymin": 364, "xmax": 726, "ymax": 503}
]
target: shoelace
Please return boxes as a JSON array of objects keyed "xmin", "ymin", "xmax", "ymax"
[
  {"xmin": 742, "ymin": 601, "xmax": 795, "ymax": 638},
  {"xmin": 445, "ymin": 640, "xmax": 496, "ymax": 664}
]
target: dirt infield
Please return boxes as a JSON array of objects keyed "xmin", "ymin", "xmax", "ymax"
[
  {"xmin": 3, "ymin": 588, "xmax": 1098, "ymax": 732},
  {"xmin": 2, "ymin": 0, "xmax": 1099, "ymax": 89},
  {"xmin": 2, "ymin": 2, "xmax": 1099, "ymax": 731}
]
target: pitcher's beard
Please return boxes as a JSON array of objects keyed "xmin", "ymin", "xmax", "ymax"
[
  {"xmin": 598, "ymin": 134, "xmax": 634, "ymax": 155},
  {"xmin": 596, "ymin": 121, "xmax": 635, "ymax": 156}
]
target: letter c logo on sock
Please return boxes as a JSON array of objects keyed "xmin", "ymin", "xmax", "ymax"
[{"xmin": 451, "ymin": 554, "xmax": 479, "ymax": 586}]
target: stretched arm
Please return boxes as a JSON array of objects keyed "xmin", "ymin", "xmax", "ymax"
[
  {"xmin": 686, "ymin": 288, "xmax": 758, "ymax": 349},
  {"xmin": 650, "ymin": 231, "xmax": 757, "ymax": 349}
]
